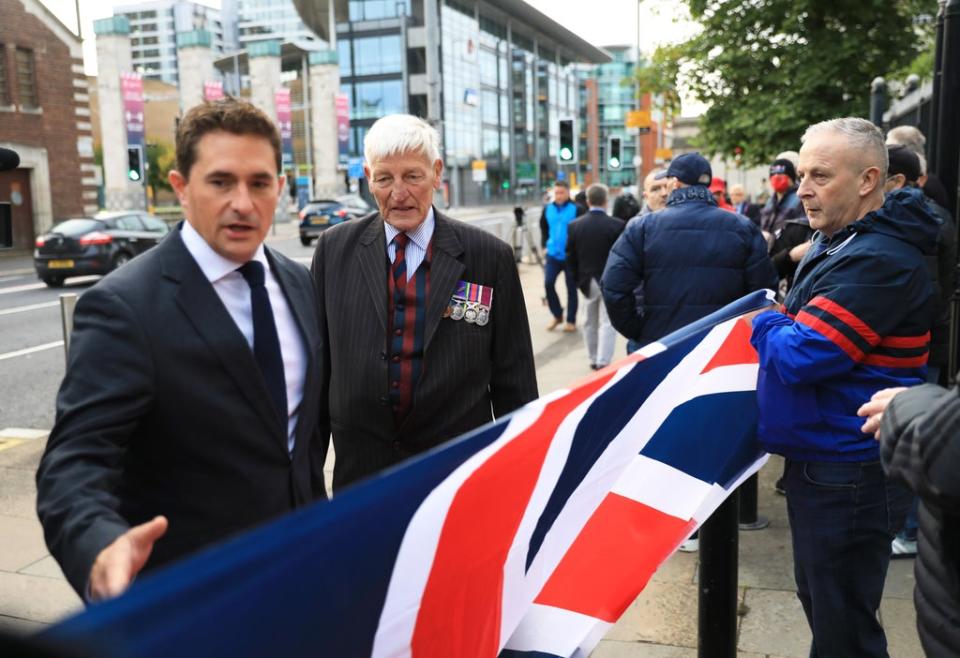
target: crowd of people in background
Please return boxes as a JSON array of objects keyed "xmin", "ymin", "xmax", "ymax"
[{"xmin": 535, "ymin": 118, "xmax": 959, "ymax": 658}]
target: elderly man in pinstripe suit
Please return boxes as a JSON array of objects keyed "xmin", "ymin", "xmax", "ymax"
[{"xmin": 311, "ymin": 114, "xmax": 538, "ymax": 491}]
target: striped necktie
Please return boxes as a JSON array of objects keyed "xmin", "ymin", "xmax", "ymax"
[{"xmin": 392, "ymin": 233, "xmax": 409, "ymax": 288}]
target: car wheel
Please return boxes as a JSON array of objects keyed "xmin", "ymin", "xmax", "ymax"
[
  {"xmin": 42, "ymin": 275, "xmax": 65, "ymax": 288},
  {"xmin": 111, "ymin": 252, "xmax": 133, "ymax": 270},
  {"xmin": 300, "ymin": 236, "xmax": 314, "ymax": 247}
]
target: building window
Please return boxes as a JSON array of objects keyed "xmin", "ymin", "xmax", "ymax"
[
  {"xmin": 353, "ymin": 79, "xmax": 403, "ymax": 119},
  {"xmin": 15, "ymin": 48, "xmax": 38, "ymax": 109},
  {"xmin": 0, "ymin": 47, "xmax": 8, "ymax": 106},
  {"xmin": 352, "ymin": 35, "xmax": 402, "ymax": 76}
]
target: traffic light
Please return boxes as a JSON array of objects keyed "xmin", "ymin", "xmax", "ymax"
[
  {"xmin": 608, "ymin": 137, "xmax": 622, "ymax": 170},
  {"xmin": 127, "ymin": 145, "xmax": 144, "ymax": 183},
  {"xmin": 557, "ymin": 118, "xmax": 575, "ymax": 164}
]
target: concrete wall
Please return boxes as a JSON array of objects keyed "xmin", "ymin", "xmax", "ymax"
[
  {"xmin": 309, "ymin": 61, "xmax": 340, "ymax": 198},
  {"xmin": 177, "ymin": 46, "xmax": 216, "ymax": 113}
]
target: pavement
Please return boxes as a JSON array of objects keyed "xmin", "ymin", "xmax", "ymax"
[{"xmin": 0, "ymin": 213, "xmax": 925, "ymax": 656}]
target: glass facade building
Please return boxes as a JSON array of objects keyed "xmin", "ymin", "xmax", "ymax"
[{"xmin": 333, "ymin": 0, "xmax": 606, "ymax": 205}]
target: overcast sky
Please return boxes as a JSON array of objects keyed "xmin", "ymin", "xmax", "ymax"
[{"xmin": 42, "ymin": 0, "xmax": 701, "ymax": 111}]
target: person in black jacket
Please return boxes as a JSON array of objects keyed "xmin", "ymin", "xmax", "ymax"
[
  {"xmin": 858, "ymin": 383, "xmax": 960, "ymax": 657},
  {"xmin": 566, "ymin": 183, "xmax": 625, "ymax": 369}
]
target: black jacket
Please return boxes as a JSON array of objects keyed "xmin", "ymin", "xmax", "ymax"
[
  {"xmin": 925, "ymin": 198, "xmax": 956, "ymax": 383},
  {"xmin": 36, "ymin": 227, "xmax": 327, "ymax": 597},
  {"xmin": 881, "ymin": 383, "xmax": 960, "ymax": 657},
  {"xmin": 565, "ymin": 209, "xmax": 625, "ymax": 296},
  {"xmin": 769, "ymin": 216, "xmax": 814, "ymax": 292}
]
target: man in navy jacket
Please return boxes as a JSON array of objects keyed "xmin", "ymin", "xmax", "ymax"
[
  {"xmin": 601, "ymin": 152, "xmax": 775, "ymax": 352},
  {"xmin": 750, "ymin": 118, "xmax": 940, "ymax": 658}
]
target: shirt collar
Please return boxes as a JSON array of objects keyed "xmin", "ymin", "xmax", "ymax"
[
  {"xmin": 384, "ymin": 206, "xmax": 435, "ymax": 251},
  {"xmin": 180, "ymin": 219, "xmax": 268, "ymax": 284}
]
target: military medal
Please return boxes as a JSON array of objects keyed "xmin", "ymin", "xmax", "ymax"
[{"xmin": 449, "ymin": 280, "xmax": 494, "ymax": 324}]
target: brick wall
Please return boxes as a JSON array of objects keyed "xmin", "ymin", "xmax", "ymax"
[{"xmin": 0, "ymin": 0, "xmax": 96, "ymax": 228}]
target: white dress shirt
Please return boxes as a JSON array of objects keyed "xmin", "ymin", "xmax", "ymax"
[
  {"xmin": 180, "ymin": 221, "xmax": 306, "ymax": 454},
  {"xmin": 384, "ymin": 207, "xmax": 435, "ymax": 272}
]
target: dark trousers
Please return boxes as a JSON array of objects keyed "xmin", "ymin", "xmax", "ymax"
[
  {"xmin": 544, "ymin": 255, "xmax": 577, "ymax": 323},
  {"xmin": 784, "ymin": 459, "xmax": 911, "ymax": 658}
]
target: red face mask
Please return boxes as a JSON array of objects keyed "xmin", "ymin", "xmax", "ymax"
[{"xmin": 770, "ymin": 174, "xmax": 792, "ymax": 194}]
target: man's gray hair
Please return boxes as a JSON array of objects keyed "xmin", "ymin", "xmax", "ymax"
[
  {"xmin": 586, "ymin": 183, "xmax": 608, "ymax": 207},
  {"xmin": 886, "ymin": 125, "xmax": 926, "ymax": 156},
  {"xmin": 802, "ymin": 117, "xmax": 888, "ymax": 179},
  {"xmin": 364, "ymin": 114, "xmax": 441, "ymax": 165}
]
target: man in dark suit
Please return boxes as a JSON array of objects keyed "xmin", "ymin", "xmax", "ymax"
[
  {"xmin": 36, "ymin": 99, "xmax": 327, "ymax": 601},
  {"xmin": 312, "ymin": 114, "xmax": 538, "ymax": 491},
  {"xmin": 565, "ymin": 184, "xmax": 625, "ymax": 370}
]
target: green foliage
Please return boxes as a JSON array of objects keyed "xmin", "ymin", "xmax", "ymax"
[
  {"xmin": 650, "ymin": 0, "xmax": 938, "ymax": 166},
  {"xmin": 146, "ymin": 142, "xmax": 175, "ymax": 199},
  {"xmin": 635, "ymin": 44, "xmax": 683, "ymax": 119}
]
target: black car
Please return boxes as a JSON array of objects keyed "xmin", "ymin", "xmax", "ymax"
[
  {"xmin": 298, "ymin": 194, "xmax": 373, "ymax": 246},
  {"xmin": 34, "ymin": 211, "xmax": 170, "ymax": 287}
]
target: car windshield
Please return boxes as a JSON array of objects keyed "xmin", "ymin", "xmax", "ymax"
[
  {"xmin": 50, "ymin": 219, "xmax": 103, "ymax": 236},
  {"xmin": 336, "ymin": 195, "xmax": 370, "ymax": 209}
]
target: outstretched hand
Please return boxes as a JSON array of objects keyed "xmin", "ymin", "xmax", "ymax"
[
  {"xmin": 857, "ymin": 387, "xmax": 907, "ymax": 439},
  {"xmin": 88, "ymin": 516, "xmax": 168, "ymax": 602}
]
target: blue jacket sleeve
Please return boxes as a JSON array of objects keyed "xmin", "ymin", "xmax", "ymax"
[
  {"xmin": 750, "ymin": 250, "xmax": 930, "ymax": 386},
  {"xmin": 601, "ymin": 218, "xmax": 645, "ymax": 340}
]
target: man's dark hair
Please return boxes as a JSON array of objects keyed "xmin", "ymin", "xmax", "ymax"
[
  {"xmin": 175, "ymin": 98, "xmax": 282, "ymax": 179},
  {"xmin": 586, "ymin": 183, "xmax": 608, "ymax": 207},
  {"xmin": 553, "ymin": 180, "xmax": 570, "ymax": 190}
]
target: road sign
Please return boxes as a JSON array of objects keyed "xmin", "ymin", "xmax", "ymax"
[
  {"xmin": 348, "ymin": 157, "xmax": 364, "ymax": 179},
  {"xmin": 472, "ymin": 159, "xmax": 487, "ymax": 182},
  {"xmin": 626, "ymin": 110, "xmax": 651, "ymax": 130}
]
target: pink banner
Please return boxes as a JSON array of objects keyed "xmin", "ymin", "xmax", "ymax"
[
  {"xmin": 275, "ymin": 87, "xmax": 293, "ymax": 169},
  {"xmin": 203, "ymin": 81, "xmax": 224, "ymax": 101},
  {"xmin": 121, "ymin": 72, "xmax": 145, "ymax": 148},
  {"xmin": 335, "ymin": 92, "xmax": 350, "ymax": 164}
]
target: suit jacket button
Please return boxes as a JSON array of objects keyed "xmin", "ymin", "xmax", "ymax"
[
  {"xmin": 379, "ymin": 351, "xmax": 387, "ymax": 360},
  {"xmin": 379, "ymin": 396, "xmax": 388, "ymax": 406}
]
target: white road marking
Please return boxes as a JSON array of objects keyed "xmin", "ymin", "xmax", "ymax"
[
  {"xmin": 0, "ymin": 301, "xmax": 59, "ymax": 316},
  {"xmin": 0, "ymin": 340, "xmax": 64, "ymax": 362},
  {"xmin": 0, "ymin": 282, "xmax": 46, "ymax": 295}
]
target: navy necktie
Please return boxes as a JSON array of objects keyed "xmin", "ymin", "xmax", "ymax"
[{"xmin": 238, "ymin": 261, "xmax": 287, "ymax": 428}]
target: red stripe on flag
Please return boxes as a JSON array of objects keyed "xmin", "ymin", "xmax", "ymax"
[
  {"xmin": 700, "ymin": 317, "xmax": 758, "ymax": 374},
  {"xmin": 534, "ymin": 493, "xmax": 694, "ymax": 622},
  {"xmin": 808, "ymin": 296, "xmax": 880, "ymax": 346},
  {"xmin": 410, "ymin": 372, "xmax": 616, "ymax": 658}
]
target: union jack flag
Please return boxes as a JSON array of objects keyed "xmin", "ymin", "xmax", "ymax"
[{"xmin": 45, "ymin": 291, "xmax": 774, "ymax": 658}]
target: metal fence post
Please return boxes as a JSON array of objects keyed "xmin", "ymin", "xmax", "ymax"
[
  {"xmin": 698, "ymin": 491, "xmax": 739, "ymax": 658},
  {"xmin": 60, "ymin": 293, "xmax": 78, "ymax": 363}
]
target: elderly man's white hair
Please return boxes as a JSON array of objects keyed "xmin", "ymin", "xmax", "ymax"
[
  {"xmin": 802, "ymin": 117, "xmax": 888, "ymax": 179},
  {"xmin": 886, "ymin": 125, "xmax": 926, "ymax": 154},
  {"xmin": 364, "ymin": 114, "xmax": 441, "ymax": 165}
]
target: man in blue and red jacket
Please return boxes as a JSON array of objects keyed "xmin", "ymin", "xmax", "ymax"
[{"xmin": 750, "ymin": 118, "xmax": 941, "ymax": 658}]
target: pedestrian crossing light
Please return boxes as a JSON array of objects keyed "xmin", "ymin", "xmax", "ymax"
[
  {"xmin": 557, "ymin": 118, "xmax": 575, "ymax": 164},
  {"xmin": 127, "ymin": 145, "xmax": 144, "ymax": 183},
  {"xmin": 608, "ymin": 137, "xmax": 622, "ymax": 170}
]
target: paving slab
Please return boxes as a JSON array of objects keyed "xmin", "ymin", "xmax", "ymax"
[
  {"xmin": 0, "ymin": 515, "xmax": 48, "ymax": 573},
  {"xmin": 880, "ymin": 596, "xmax": 923, "ymax": 658},
  {"xmin": 18, "ymin": 556, "xmax": 67, "ymax": 580},
  {"xmin": 0, "ymin": 613, "xmax": 47, "ymax": 635},
  {"xmin": 0, "ymin": 572, "xmax": 80, "ymax": 625},
  {"xmin": 737, "ymin": 588, "xmax": 811, "ymax": 658}
]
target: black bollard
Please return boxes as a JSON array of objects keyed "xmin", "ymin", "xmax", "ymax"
[
  {"xmin": 698, "ymin": 491, "xmax": 739, "ymax": 658},
  {"xmin": 937, "ymin": 0, "xmax": 960, "ymax": 217},
  {"xmin": 738, "ymin": 473, "xmax": 769, "ymax": 530}
]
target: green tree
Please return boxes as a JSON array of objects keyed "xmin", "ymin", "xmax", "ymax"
[
  {"xmin": 146, "ymin": 142, "xmax": 175, "ymax": 201},
  {"xmin": 648, "ymin": 0, "xmax": 937, "ymax": 166}
]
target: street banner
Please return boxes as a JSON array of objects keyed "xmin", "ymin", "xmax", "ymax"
[
  {"xmin": 44, "ymin": 291, "xmax": 774, "ymax": 658},
  {"xmin": 275, "ymin": 87, "xmax": 293, "ymax": 169},
  {"xmin": 336, "ymin": 92, "xmax": 350, "ymax": 165},
  {"xmin": 121, "ymin": 72, "xmax": 144, "ymax": 153},
  {"xmin": 203, "ymin": 80, "xmax": 224, "ymax": 102}
]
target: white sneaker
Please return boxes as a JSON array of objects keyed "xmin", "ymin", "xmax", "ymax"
[
  {"xmin": 891, "ymin": 536, "xmax": 917, "ymax": 558},
  {"xmin": 678, "ymin": 537, "xmax": 699, "ymax": 553}
]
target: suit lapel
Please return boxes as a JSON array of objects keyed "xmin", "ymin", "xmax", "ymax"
[
  {"xmin": 163, "ymin": 229, "xmax": 283, "ymax": 442},
  {"xmin": 424, "ymin": 211, "xmax": 465, "ymax": 349},
  {"xmin": 358, "ymin": 216, "xmax": 388, "ymax": 334}
]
